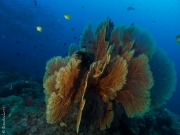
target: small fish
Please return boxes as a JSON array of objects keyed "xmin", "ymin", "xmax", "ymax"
[
  {"xmin": 16, "ymin": 53, "xmax": 20, "ymax": 56},
  {"xmin": 152, "ymin": 20, "xmax": 155, "ymax": 23},
  {"xmin": 23, "ymin": 54, "xmax": 26, "ymax": 57},
  {"xmin": 82, "ymin": 6, "xmax": 84, "ymax": 9},
  {"xmin": 64, "ymin": 14, "xmax": 71, "ymax": 20},
  {"xmin": 131, "ymin": 23, "xmax": 135, "ymax": 26},
  {"xmin": 36, "ymin": 26, "xmax": 42, "ymax": 32},
  {"xmin": 16, "ymin": 41, "xmax": 20, "ymax": 43},
  {"xmin": 71, "ymin": 28, "xmax": 74, "ymax": 31},
  {"xmin": 64, "ymin": 43, "xmax": 66, "ymax": 45},
  {"xmin": 65, "ymin": 53, "xmax": 68, "ymax": 56},
  {"xmin": 127, "ymin": 7, "xmax": 135, "ymax": 10},
  {"xmin": 34, "ymin": 0, "xmax": 37, "ymax": 6},
  {"xmin": 88, "ymin": 41, "xmax": 92, "ymax": 43},
  {"xmin": 81, "ymin": 46, "xmax": 86, "ymax": 48},
  {"xmin": 176, "ymin": 35, "xmax": 180, "ymax": 45},
  {"xmin": 10, "ymin": 83, "xmax": 13, "ymax": 90},
  {"xmin": 41, "ymin": 44, "xmax": 44, "ymax": 46},
  {"xmin": 39, "ymin": 50, "xmax": 42, "ymax": 52},
  {"xmin": 74, "ymin": 37, "xmax": 76, "ymax": 39},
  {"xmin": 34, "ymin": 46, "xmax": 37, "ymax": 48},
  {"xmin": 60, "ymin": 122, "xmax": 67, "ymax": 127}
]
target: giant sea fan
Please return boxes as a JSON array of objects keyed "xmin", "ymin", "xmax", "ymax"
[
  {"xmin": 149, "ymin": 47, "xmax": 177, "ymax": 108},
  {"xmin": 43, "ymin": 19, "xmax": 176, "ymax": 133}
]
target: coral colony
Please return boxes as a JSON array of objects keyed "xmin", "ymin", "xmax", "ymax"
[{"xmin": 43, "ymin": 19, "xmax": 177, "ymax": 133}]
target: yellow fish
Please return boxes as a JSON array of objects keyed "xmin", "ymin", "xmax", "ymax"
[
  {"xmin": 60, "ymin": 122, "xmax": 67, "ymax": 127},
  {"xmin": 36, "ymin": 26, "xmax": 42, "ymax": 32},
  {"xmin": 176, "ymin": 35, "xmax": 180, "ymax": 45},
  {"xmin": 64, "ymin": 14, "xmax": 71, "ymax": 20}
]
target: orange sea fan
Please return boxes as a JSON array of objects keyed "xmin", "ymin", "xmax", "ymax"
[
  {"xmin": 43, "ymin": 56, "xmax": 68, "ymax": 80},
  {"xmin": 94, "ymin": 19, "xmax": 109, "ymax": 61},
  {"xmin": 121, "ymin": 25, "xmax": 156, "ymax": 59},
  {"xmin": 43, "ymin": 18, "xmax": 161, "ymax": 133},
  {"xmin": 115, "ymin": 54, "xmax": 154, "ymax": 117},
  {"xmin": 120, "ymin": 41, "xmax": 133, "ymax": 57},
  {"xmin": 122, "ymin": 25, "xmax": 135, "ymax": 44},
  {"xmin": 43, "ymin": 56, "xmax": 68, "ymax": 102},
  {"xmin": 122, "ymin": 50, "xmax": 135, "ymax": 64},
  {"xmin": 99, "ymin": 56, "xmax": 128, "ymax": 102},
  {"xmin": 68, "ymin": 43, "xmax": 77, "ymax": 57},
  {"xmin": 79, "ymin": 22, "xmax": 95, "ymax": 53},
  {"xmin": 43, "ymin": 71, "xmax": 58, "ymax": 96},
  {"xmin": 46, "ymin": 92, "xmax": 73, "ymax": 124},
  {"xmin": 92, "ymin": 45, "xmax": 114, "ymax": 78},
  {"xmin": 100, "ymin": 102, "xmax": 114, "ymax": 130},
  {"xmin": 110, "ymin": 25, "xmax": 125, "ymax": 55},
  {"xmin": 120, "ymin": 41, "xmax": 135, "ymax": 65},
  {"xmin": 46, "ymin": 57, "xmax": 81, "ymax": 124},
  {"xmin": 55, "ymin": 57, "xmax": 81, "ymax": 94}
]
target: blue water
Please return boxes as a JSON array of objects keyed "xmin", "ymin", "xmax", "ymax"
[{"xmin": 0, "ymin": 0, "xmax": 180, "ymax": 115}]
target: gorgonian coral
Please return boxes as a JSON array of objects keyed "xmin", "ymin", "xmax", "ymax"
[
  {"xmin": 43, "ymin": 19, "xmax": 176, "ymax": 133},
  {"xmin": 149, "ymin": 47, "xmax": 177, "ymax": 108},
  {"xmin": 115, "ymin": 54, "xmax": 154, "ymax": 117},
  {"xmin": 68, "ymin": 43, "xmax": 77, "ymax": 57}
]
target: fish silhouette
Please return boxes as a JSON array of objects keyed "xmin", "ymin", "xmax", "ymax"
[{"xmin": 127, "ymin": 7, "xmax": 135, "ymax": 10}]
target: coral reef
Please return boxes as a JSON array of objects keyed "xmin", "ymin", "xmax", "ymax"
[
  {"xmin": 0, "ymin": 71, "xmax": 42, "ymax": 99},
  {"xmin": 0, "ymin": 68, "xmax": 178, "ymax": 134},
  {"xmin": 43, "ymin": 18, "xmax": 177, "ymax": 134},
  {"xmin": 1, "ymin": 95, "xmax": 179, "ymax": 135}
]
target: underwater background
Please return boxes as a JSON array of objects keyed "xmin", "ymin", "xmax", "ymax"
[{"xmin": 0, "ymin": 0, "xmax": 180, "ymax": 134}]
